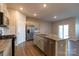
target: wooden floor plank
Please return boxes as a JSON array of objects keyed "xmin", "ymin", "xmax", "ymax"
[{"xmin": 15, "ymin": 41, "xmax": 45, "ymax": 56}]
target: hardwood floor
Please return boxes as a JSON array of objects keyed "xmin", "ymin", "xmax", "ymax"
[{"xmin": 15, "ymin": 41, "xmax": 45, "ymax": 56}]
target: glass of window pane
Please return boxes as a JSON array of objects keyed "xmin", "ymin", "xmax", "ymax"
[
  {"xmin": 59, "ymin": 25, "xmax": 63, "ymax": 39},
  {"xmin": 64, "ymin": 24, "xmax": 69, "ymax": 39}
]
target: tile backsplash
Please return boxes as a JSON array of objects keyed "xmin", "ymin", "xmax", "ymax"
[{"xmin": 0, "ymin": 27, "xmax": 4, "ymax": 35}]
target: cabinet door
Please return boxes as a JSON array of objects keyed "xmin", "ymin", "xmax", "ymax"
[
  {"xmin": 39, "ymin": 37, "xmax": 44, "ymax": 51},
  {"xmin": 44, "ymin": 39, "xmax": 49, "ymax": 55},
  {"xmin": 37, "ymin": 36, "xmax": 41, "ymax": 48},
  {"xmin": 0, "ymin": 4, "xmax": 8, "ymax": 26},
  {"xmin": 33, "ymin": 35, "xmax": 39, "ymax": 47},
  {"xmin": 57, "ymin": 40, "xmax": 66, "ymax": 56},
  {"xmin": 34, "ymin": 35, "xmax": 44, "ymax": 52},
  {"xmin": 48, "ymin": 39, "xmax": 55, "ymax": 56},
  {"xmin": 33, "ymin": 35, "xmax": 37, "ymax": 45}
]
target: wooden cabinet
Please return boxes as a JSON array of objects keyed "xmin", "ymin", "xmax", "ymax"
[
  {"xmin": 33, "ymin": 35, "xmax": 44, "ymax": 51},
  {"xmin": 0, "ymin": 4, "xmax": 7, "ymax": 15},
  {"xmin": 44, "ymin": 39, "xmax": 55, "ymax": 56},
  {"xmin": 34, "ymin": 34, "xmax": 79, "ymax": 56},
  {"xmin": 48, "ymin": 39, "xmax": 55, "ymax": 56},
  {"xmin": 34, "ymin": 35, "xmax": 56, "ymax": 56},
  {"xmin": 33, "ymin": 35, "xmax": 37, "ymax": 45},
  {"xmin": 56, "ymin": 40, "xmax": 66, "ymax": 56},
  {"xmin": 39, "ymin": 37, "xmax": 44, "ymax": 51},
  {"xmin": 0, "ymin": 3, "xmax": 9, "ymax": 27},
  {"xmin": 44, "ymin": 39, "xmax": 49, "ymax": 55}
]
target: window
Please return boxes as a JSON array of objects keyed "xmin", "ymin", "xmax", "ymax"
[
  {"xmin": 59, "ymin": 24, "xmax": 69, "ymax": 39},
  {"xmin": 59, "ymin": 25, "xmax": 63, "ymax": 39}
]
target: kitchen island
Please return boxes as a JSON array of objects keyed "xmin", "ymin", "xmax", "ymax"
[
  {"xmin": 0, "ymin": 35, "xmax": 16, "ymax": 56},
  {"xmin": 33, "ymin": 34, "xmax": 57, "ymax": 56},
  {"xmin": 33, "ymin": 33, "xmax": 79, "ymax": 56}
]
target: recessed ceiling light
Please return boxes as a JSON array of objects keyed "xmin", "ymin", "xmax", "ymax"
[
  {"xmin": 20, "ymin": 7, "xmax": 23, "ymax": 10},
  {"xmin": 53, "ymin": 16, "xmax": 57, "ymax": 19},
  {"xmin": 43, "ymin": 4, "xmax": 47, "ymax": 8},
  {"xmin": 34, "ymin": 13, "xmax": 37, "ymax": 16}
]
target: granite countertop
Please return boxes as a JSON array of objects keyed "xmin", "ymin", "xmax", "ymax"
[
  {"xmin": 0, "ymin": 35, "xmax": 16, "ymax": 39},
  {"xmin": 35, "ymin": 34, "xmax": 61, "ymax": 41},
  {"xmin": 35, "ymin": 34, "xmax": 75, "ymax": 41}
]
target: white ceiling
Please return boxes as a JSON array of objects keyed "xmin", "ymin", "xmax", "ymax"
[{"xmin": 7, "ymin": 3, "xmax": 79, "ymax": 21}]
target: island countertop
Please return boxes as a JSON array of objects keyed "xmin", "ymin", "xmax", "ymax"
[
  {"xmin": 35, "ymin": 33, "xmax": 60, "ymax": 41},
  {"xmin": 35, "ymin": 33, "xmax": 72, "ymax": 41}
]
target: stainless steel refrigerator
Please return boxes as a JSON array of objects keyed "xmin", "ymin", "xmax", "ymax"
[{"xmin": 26, "ymin": 25, "xmax": 35, "ymax": 41}]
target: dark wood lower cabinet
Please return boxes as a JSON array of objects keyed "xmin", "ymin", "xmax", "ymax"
[
  {"xmin": 48, "ymin": 39, "xmax": 55, "ymax": 56},
  {"xmin": 44, "ymin": 39, "xmax": 49, "ymax": 55},
  {"xmin": 44, "ymin": 38, "xmax": 55, "ymax": 56}
]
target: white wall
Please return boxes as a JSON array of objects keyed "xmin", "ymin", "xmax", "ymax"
[
  {"xmin": 26, "ymin": 17, "xmax": 52, "ymax": 34},
  {"xmin": 7, "ymin": 9, "xmax": 26, "ymax": 45},
  {"xmin": 15, "ymin": 11, "xmax": 26, "ymax": 45},
  {"xmin": 39, "ymin": 21, "xmax": 52, "ymax": 34},
  {"xmin": 51, "ymin": 17, "xmax": 76, "ymax": 40}
]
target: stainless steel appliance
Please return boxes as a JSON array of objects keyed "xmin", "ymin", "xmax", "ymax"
[{"xmin": 26, "ymin": 25, "xmax": 35, "ymax": 41}]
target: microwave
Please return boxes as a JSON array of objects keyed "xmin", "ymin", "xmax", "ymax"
[{"xmin": 0, "ymin": 12, "xmax": 8, "ymax": 27}]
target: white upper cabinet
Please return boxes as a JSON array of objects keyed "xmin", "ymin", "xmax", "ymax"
[
  {"xmin": 0, "ymin": 3, "xmax": 9, "ymax": 26},
  {"xmin": 0, "ymin": 4, "xmax": 7, "ymax": 13}
]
